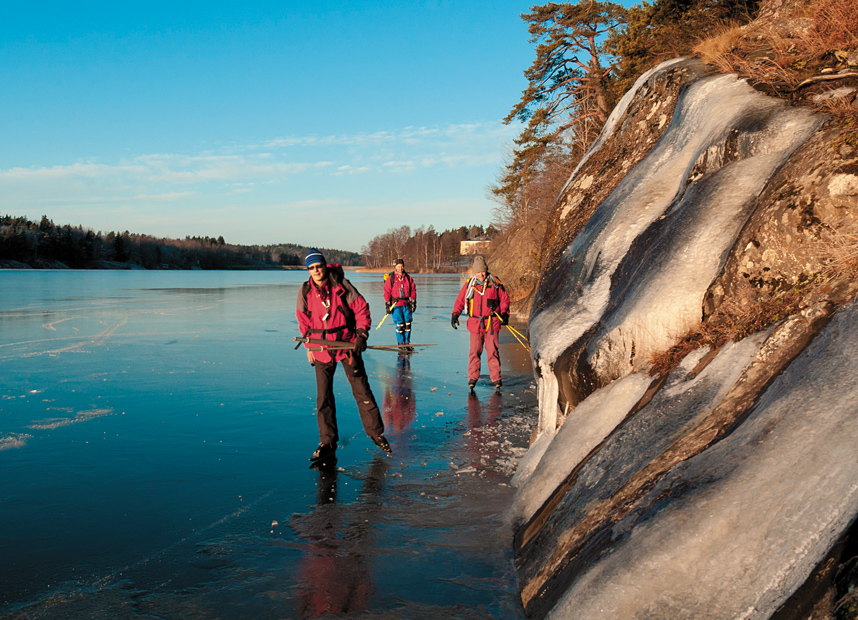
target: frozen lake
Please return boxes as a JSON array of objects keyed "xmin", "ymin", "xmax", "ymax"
[{"xmin": 0, "ymin": 269, "xmax": 536, "ymax": 619}]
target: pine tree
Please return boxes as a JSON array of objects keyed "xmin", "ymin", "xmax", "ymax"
[{"xmin": 505, "ymin": 1, "xmax": 628, "ymax": 150}]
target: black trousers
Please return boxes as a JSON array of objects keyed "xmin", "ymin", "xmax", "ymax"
[{"xmin": 314, "ymin": 354, "xmax": 384, "ymax": 444}]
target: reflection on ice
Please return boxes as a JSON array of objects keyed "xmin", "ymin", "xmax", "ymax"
[
  {"xmin": 382, "ymin": 354, "xmax": 416, "ymax": 432},
  {"xmin": 292, "ymin": 456, "xmax": 388, "ymax": 618}
]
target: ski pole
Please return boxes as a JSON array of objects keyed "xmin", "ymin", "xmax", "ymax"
[
  {"xmin": 493, "ymin": 312, "xmax": 530, "ymax": 353},
  {"xmin": 294, "ymin": 336, "xmax": 435, "ymax": 351},
  {"xmin": 376, "ymin": 310, "xmax": 392, "ymax": 330}
]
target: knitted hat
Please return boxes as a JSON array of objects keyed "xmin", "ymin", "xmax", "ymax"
[
  {"xmin": 472, "ymin": 255, "xmax": 488, "ymax": 273},
  {"xmin": 305, "ymin": 248, "xmax": 326, "ymax": 268}
]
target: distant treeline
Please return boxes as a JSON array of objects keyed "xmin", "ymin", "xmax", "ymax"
[
  {"xmin": 361, "ymin": 224, "xmax": 496, "ymax": 272},
  {"xmin": 0, "ymin": 215, "xmax": 362, "ymax": 270}
]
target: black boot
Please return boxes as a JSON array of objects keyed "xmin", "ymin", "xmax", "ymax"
[
  {"xmin": 310, "ymin": 442, "xmax": 337, "ymax": 461},
  {"xmin": 371, "ymin": 435, "xmax": 392, "ymax": 453}
]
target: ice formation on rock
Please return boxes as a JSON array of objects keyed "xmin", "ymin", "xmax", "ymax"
[
  {"xmin": 515, "ymin": 53, "xmax": 857, "ymax": 620},
  {"xmin": 530, "ymin": 65, "xmax": 822, "ymax": 432},
  {"xmin": 545, "ymin": 300, "xmax": 858, "ymax": 619}
]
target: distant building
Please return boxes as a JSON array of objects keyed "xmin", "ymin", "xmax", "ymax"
[{"xmin": 460, "ymin": 235, "xmax": 492, "ymax": 256}]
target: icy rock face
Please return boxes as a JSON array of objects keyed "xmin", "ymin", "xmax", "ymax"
[
  {"xmin": 515, "ymin": 55, "xmax": 858, "ymax": 620},
  {"xmin": 530, "ymin": 58, "xmax": 822, "ymax": 425},
  {"xmin": 541, "ymin": 300, "xmax": 858, "ymax": 620}
]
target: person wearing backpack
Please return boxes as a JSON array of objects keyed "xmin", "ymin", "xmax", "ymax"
[
  {"xmin": 297, "ymin": 249, "xmax": 391, "ymax": 461},
  {"xmin": 450, "ymin": 255, "xmax": 510, "ymax": 390},
  {"xmin": 382, "ymin": 258, "xmax": 417, "ymax": 349}
]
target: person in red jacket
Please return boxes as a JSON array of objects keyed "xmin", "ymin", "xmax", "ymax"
[
  {"xmin": 297, "ymin": 248, "xmax": 390, "ymax": 460},
  {"xmin": 382, "ymin": 258, "xmax": 417, "ymax": 348},
  {"xmin": 450, "ymin": 255, "xmax": 510, "ymax": 390}
]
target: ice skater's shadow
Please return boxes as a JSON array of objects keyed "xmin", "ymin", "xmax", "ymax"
[{"xmin": 291, "ymin": 455, "xmax": 390, "ymax": 618}]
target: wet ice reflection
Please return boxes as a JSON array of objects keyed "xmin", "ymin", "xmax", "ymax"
[
  {"xmin": 292, "ymin": 456, "xmax": 388, "ymax": 618},
  {"xmin": 382, "ymin": 354, "xmax": 416, "ymax": 432}
]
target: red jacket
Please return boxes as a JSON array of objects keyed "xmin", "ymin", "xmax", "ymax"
[
  {"xmin": 296, "ymin": 265, "xmax": 371, "ymax": 363},
  {"xmin": 452, "ymin": 274, "xmax": 510, "ymax": 334},
  {"xmin": 383, "ymin": 272, "xmax": 416, "ymax": 307}
]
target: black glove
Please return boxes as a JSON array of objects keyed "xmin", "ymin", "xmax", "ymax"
[
  {"xmin": 354, "ymin": 328, "xmax": 368, "ymax": 354},
  {"xmin": 409, "ymin": 300, "xmax": 417, "ymax": 313},
  {"xmin": 500, "ymin": 312, "xmax": 509, "ymax": 325},
  {"xmin": 385, "ymin": 301, "xmax": 392, "ymax": 314},
  {"xmin": 451, "ymin": 314, "xmax": 459, "ymax": 329},
  {"xmin": 487, "ymin": 298, "xmax": 499, "ymax": 311}
]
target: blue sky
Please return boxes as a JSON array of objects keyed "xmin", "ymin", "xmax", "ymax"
[{"xmin": 0, "ymin": 1, "xmax": 538, "ymax": 251}]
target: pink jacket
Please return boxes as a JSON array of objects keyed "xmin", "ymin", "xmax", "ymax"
[
  {"xmin": 383, "ymin": 272, "xmax": 416, "ymax": 306},
  {"xmin": 296, "ymin": 266, "xmax": 371, "ymax": 363},
  {"xmin": 452, "ymin": 275, "xmax": 510, "ymax": 334}
]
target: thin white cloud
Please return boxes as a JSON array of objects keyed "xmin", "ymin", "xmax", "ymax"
[
  {"xmin": 132, "ymin": 191, "xmax": 197, "ymax": 201},
  {"xmin": 0, "ymin": 122, "xmax": 516, "ymax": 190},
  {"xmin": 0, "ymin": 162, "xmax": 148, "ymax": 181},
  {"xmin": 333, "ymin": 165, "xmax": 372, "ymax": 176},
  {"xmin": 262, "ymin": 131, "xmax": 397, "ymax": 148},
  {"xmin": 0, "ymin": 120, "xmax": 519, "ymax": 247}
]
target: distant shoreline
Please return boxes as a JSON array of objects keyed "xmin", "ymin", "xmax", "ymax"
[
  {"xmin": 1, "ymin": 260, "xmax": 464, "ymax": 274},
  {"xmin": 0, "ymin": 259, "xmax": 309, "ymax": 271}
]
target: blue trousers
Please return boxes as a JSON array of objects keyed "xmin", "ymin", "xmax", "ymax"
[{"xmin": 391, "ymin": 305, "xmax": 413, "ymax": 343}]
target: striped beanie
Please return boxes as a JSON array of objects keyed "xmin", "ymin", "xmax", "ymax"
[{"xmin": 305, "ymin": 248, "xmax": 326, "ymax": 268}]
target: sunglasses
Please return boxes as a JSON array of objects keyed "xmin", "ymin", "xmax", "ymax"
[{"xmin": 307, "ymin": 264, "xmax": 325, "ymax": 271}]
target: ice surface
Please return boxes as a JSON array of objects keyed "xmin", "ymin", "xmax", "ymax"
[
  {"xmin": 0, "ymin": 270, "xmax": 539, "ymax": 619},
  {"xmin": 530, "ymin": 68, "xmax": 822, "ymax": 430},
  {"xmin": 546, "ymin": 299, "xmax": 858, "ymax": 620}
]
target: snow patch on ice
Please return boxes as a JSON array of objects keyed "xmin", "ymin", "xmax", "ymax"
[
  {"xmin": 0, "ymin": 433, "xmax": 32, "ymax": 450},
  {"xmin": 28, "ymin": 408, "xmax": 113, "ymax": 430}
]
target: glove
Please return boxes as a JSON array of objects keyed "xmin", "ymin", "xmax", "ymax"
[
  {"xmin": 354, "ymin": 328, "xmax": 368, "ymax": 354},
  {"xmin": 409, "ymin": 300, "xmax": 417, "ymax": 313},
  {"xmin": 487, "ymin": 298, "xmax": 499, "ymax": 311},
  {"xmin": 451, "ymin": 314, "xmax": 459, "ymax": 330},
  {"xmin": 500, "ymin": 312, "xmax": 509, "ymax": 325},
  {"xmin": 385, "ymin": 301, "xmax": 392, "ymax": 314}
]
